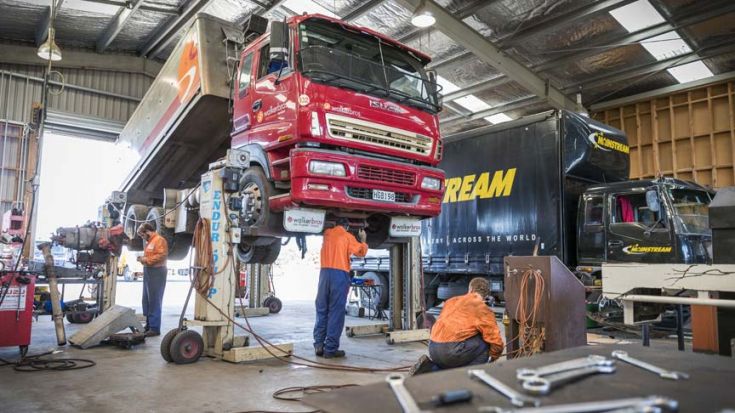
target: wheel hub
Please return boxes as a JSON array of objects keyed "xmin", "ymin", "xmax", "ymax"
[{"xmin": 241, "ymin": 183, "xmax": 262, "ymax": 227}]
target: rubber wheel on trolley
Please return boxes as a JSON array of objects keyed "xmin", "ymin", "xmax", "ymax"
[
  {"xmin": 169, "ymin": 330, "xmax": 204, "ymax": 364},
  {"xmin": 265, "ymin": 296, "xmax": 282, "ymax": 314},
  {"xmin": 75, "ymin": 311, "xmax": 94, "ymax": 324},
  {"xmin": 160, "ymin": 328, "xmax": 180, "ymax": 363}
]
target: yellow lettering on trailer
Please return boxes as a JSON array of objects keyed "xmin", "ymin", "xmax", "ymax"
[
  {"xmin": 442, "ymin": 168, "xmax": 517, "ymax": 203},
  {"xmin": 458, "ymin": 174, "xmax": 476, "ymax": 202},
  {"xmin": 443, "ymin": 177, "xmax": 462, "ymax": 203}
]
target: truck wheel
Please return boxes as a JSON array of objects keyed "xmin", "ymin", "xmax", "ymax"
[
  {"xmin": 168, "ymin": 233, "xmax": 193, "ymax": 260},
  {"xmin": 237, "ymin": 238, "xmax": 281, "ymax": 264},
  {"xmin": 356, "ymin": 272, "xmax": 389, "ymax": 311},
  {"xmin": 125, "ymin": 204, "xmax": 149, "ymax": 252},
  {"xmin": 365, "ymin": 215, "xmax": 390, "ymax": 249},
  {"xmin": 239, "ymin": 166, "xmax": 274, "ymax": 229},
  {"xmin": 147, "ymin": 207, "xmax": 175, "ymax": 246}
]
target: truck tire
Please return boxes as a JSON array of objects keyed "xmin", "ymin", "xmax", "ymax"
[
  {"xmin": 168, "ymin": 233, "xmax": 193, "ymax": 261},
  {"xmin": 437, "ymin": 281, "xmax": 468, "ymax": 300},
  {"xmin": 237, "ymin": 238, "xmax": 281, "ymax": 264},
  {"xmin": 146, "ymin": 207, "xmax": 175, "ymax": 247},
  {"xmin": 125, "ymin": 205, "xmax": 149, "ymax": 251},
  {"xmin": 365, "ymin": 215, "xmax": 390, "ymax": 249},
  {"xmin": 239, "ymin": 166, "xmax": 273, "ymax": 229},
  {"xmin": 356, "ymin": 271, "xmax": 389, "ymax": 311}
]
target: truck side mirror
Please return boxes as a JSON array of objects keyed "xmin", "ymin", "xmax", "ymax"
[
  {"xmin": 270, "ymin": 21, "xmax": 289, "ymax": 59},
  {"xmin": 646, "ymin": 190, "xmax": 660, "ymax": 212}
]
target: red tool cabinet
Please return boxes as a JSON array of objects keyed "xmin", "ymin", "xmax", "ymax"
[{"xmin": 0, "ymin": 272, "xmax": 36, "ymax": 354}]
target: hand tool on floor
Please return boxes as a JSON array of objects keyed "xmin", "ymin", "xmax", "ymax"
[
  {"xmin": 516, "ymin": 355, "xmax": 613, "ymax": 381},
  {"xmin": 611, "ymin": 350, "xmax": 689, "ymax": 380},
  {"xmin": 478, "ymin": 395, "xmax": 678, "ymax": 413},
  {"xmin": 521, "ymin": 365, "xmax": 616, "ymax": 395},
  {"xmin": 431, "ymin": 389, "xmax": 473, "ymax": 406},
  {"xmin": 386, "ymin": 373, "xmax": 429, "ymax": 413},
  {"xmin": 469, "ymin": 369, "xmax": 541, "ymax": 408}
]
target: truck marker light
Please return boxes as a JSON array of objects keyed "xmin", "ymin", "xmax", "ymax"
[
  {"xmin": 443, "ymin": 168, "xmax": 517, "ymax": 203},
  {"xmin": 278, "ymin": 134, "xmax": 293, "ymax": 142},
  {"xmin": 428, "ymin": 197, "xmax": 441, "ymax": 204},
  {"xmin": 310, "ymin": 111, "xmax": 321, "ymax": 136},
  {"xmin": 323, "ymin": 102, "xmax": 331, "ymax": 110}
]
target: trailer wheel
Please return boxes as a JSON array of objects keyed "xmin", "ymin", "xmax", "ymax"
[
  {"xmin": 160, "ymin": 328, "xmax": 180, "ymax": 363},
  {"xmin": 237, "ymin": 238, "xmax": 281, "ymax": 264},
  {"xmin": 169, "ymin": 330, "xmax": 204, "ymax": 365},
  {"xmin": 125, "ymin": 204, "xmax": 149, "ymax": 252}
]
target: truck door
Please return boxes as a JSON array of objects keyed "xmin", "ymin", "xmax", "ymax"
[
  {"xmin": 248, "ymin": 42, "xmax": 297, "ymax": 147},
  {"xmin": 577, "ymin": 194, "xmax": 606, "ymax": 265},
  {"xmin": 231, "ymin": 52, "xmax": 255, "ymax": 147},
  {"xmin": 606, "ymin": 189, "xmax": 674, "ymax": 263}
]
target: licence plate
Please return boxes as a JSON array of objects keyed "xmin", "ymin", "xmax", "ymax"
[{"xmin": 372, "ymin": 189, "xmax": 395, "ymax": 202}]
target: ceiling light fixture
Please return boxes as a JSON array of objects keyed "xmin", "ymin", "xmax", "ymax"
[
  {"xmin": 411, "ymin": 1, "xmax": 435, "ymax": 28},
  {"xmin": 37, "ymin": 0, "xmax": 62, "ymax": 61}
]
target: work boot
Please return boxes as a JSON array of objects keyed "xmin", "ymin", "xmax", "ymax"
[
  {"xmin": 314, "ymin": 345, "xmax": 324, "ymax": 356},
  {"xmin": 323, "ymin": 350, "xmax": 346, "ymax": 358},
  {"xmin": 144, "ymin": 330, "xmax": 160, "ymax": 337},
  {"xmin": 409, "ymin": 354, "xmax": 434, "ymax": 376}
]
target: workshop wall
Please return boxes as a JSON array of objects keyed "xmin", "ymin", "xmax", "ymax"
[{"xmin": 593, "ymin": 79, "xmax": 735, "ymax": 189}]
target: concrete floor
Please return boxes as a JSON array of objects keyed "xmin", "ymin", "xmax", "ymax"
[{"xmin": 0, "ymin": 278, "xmax": 689, "ymax": 413}]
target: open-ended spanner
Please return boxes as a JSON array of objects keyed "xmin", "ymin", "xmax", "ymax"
[
  {"xmin": 611, "ymin": 350, "xmax": 689, "ymax": 380},
  {"xmin": 386, "ymin": 373, "xmax": 429, "ymax": 413},
  {"xmin": 521, "ymin": 365, "xmax": 616, "ymax": 395},
  {"xmin": 516, "ymin": 355, "xmax": 614, "ymax": 381},
  {"xmin": 479, "ymin": 395, "xmax": 678, "ymax": 413},
  {"xmin": 469, "ymin": 369, "xmax": 541, "ymax": 407}
]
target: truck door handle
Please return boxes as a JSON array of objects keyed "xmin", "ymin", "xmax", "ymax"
[
  {"xmin": 252, "ymin": 100, "xmax": 262, "ymax": 111},
  {"xmin": 608, "ymin": 240, "xmax": 623, "ymax": 247}
]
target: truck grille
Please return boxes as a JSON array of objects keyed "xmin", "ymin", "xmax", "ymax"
[
  {"xmin": 357, "ymin": 165, "xmax": 416, "ymax": 186},
  {"xmin": 346, "ymin": 187, "xmax": 414, "ymax": 203},
  {"xmin": 327, "ymin": 114, "xmax": 432, "ymax": 156}
]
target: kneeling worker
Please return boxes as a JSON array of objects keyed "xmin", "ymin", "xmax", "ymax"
[
  {"xmin": 313, "ymin": 218, "xmax": 368, "ymax": 358},
  {"xmin": 411, "ymin": 277, "xmax": 504, "ymax": 374}
]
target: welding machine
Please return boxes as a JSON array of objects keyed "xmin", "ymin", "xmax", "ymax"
[{"xmin": 0, "ymin": 272, "xmax": 36, "ymax": 356}]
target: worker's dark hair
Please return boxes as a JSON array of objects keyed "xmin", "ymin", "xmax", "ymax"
[
  {"xmin": 137, "ymin": 223, "xmax": 155, "ymax": 234},
  {"xmin": 336, "ymin": 217, "xmax": 349, "ymax": 228},
  {"xmin": 468, "ymin": 277, "xmax": 490, "ymax": 298}
]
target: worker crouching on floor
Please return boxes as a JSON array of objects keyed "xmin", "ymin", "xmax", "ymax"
[
  {"xmin": 314, "ymin": 218, "xmax": 368, "ymax": 358},
  {"xmin": 136, "ymin": 223, "xmax": 169, "ymax": 337},
  {"xmin": 410, "ymin": 277, "xmax": 504, "ymax": 375}
]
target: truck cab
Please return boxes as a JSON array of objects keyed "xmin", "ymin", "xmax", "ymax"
[
  {"xmin": 230, "ymin": 15, "xmax": 445, "ymax": 256},
  {"xmin": 578, "ymin": 178, "xmax": 714, "ymax": 273}
]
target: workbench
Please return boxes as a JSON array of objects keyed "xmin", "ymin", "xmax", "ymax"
[{"xmin": 304, "ymin": 344, "xmax": 734, "ymax": 412}]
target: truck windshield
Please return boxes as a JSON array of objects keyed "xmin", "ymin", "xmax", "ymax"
[
  {"xmin": 298, "ymin": 19, "xmax": 441, "ymax": 114},
  {"xmin": 667, "ymin": 188, "xmax": 713, "ymax": 235}
]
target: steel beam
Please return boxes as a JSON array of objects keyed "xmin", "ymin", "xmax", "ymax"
[
  {"xmin": 442, "ymin": 76, "xmax": 511, "ymax": 102},
  {"xmin": 395, "ymin": 0, "xmax": 581, "ymax": 111},
  {"xmin": 342, "ymin": 0, "xmax": 384, "ymax": 21},
  {"xmin": 562, "ymin": 41, "xmax": 735, "ymax": 94},
  {"xmin": 138, "ymin": 0, "xmax": 210, "ymax": 58},
  {"xmin": 85, "ymin": 0, "xmax": 179, "ymax": 15},
  {"xmin": 441, "ymin": 96, "xmax": 540, "ymax": 126},
  {"xmin": 97, "ymin": 0, "xmax": 145, "ymax": 53},
  {"xmin": 0, "ymin": 70, "xmax": 142, "ymax": 102},
  {"xmin": 35, "ymin": 0, "xmax": 65, "ymax": 47}
]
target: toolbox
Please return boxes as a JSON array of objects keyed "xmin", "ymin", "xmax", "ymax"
[{"xmin": 0, "ymin": 272, "xmax": 36, "ymax": 354}]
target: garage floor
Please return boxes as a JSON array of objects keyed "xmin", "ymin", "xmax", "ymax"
[{"xmin": 0, "ymin": 279, "xmax": 687, "ymax": 413}]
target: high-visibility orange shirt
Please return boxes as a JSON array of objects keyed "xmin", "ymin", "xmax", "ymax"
[
  {"xmin": 320, "ymin": 226, "xmax": 368, "ymax": 272},
  {"xmin": 142, "ymin": 233, "xmax": 168, "ymax": 267},
  {"xmin": 430, "ymin": 292, "xmax": 504, "ymax": 359}
]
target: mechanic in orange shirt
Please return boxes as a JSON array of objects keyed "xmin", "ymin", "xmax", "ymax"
[
  {"xmin": 313, "ymin": 218, "xmax": 368, "ymax": 358},
  {"xmin": 410, "ymin": 277, "xmax": 504, "ymax": 375},
  {"xmin": 136, "ymin": 223, "xmax": 168, "ymax": 337}
]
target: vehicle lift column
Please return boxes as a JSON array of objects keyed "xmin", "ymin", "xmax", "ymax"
[
  {"xmin": 168, "ymin": 151, "xmax": 293, "ymax": 363},
  {"xmin": 346, "ymin": 237, "xmax": 429, "ymax": 343},
  {"xmin": 235, "ymin": 263, "xmax": 271, "ymax": 317}
]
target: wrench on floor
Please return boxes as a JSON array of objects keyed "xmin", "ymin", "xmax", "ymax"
[
  {"xmin": 521, "ymin": 365, "xmax": 616, "ymax": 395},
  {"xmin": 469, "ymin": 369, "xmax": 541, "ymax": 407},
  {"xmin": 386, "ymin": 373, "xmax": 430, "ymax": 413},
  {"xmin": 611, "ymin": 350, "xmax": 689, "ymax": 380},
  {"xmin": 516, "ymin": 355, "xmax": 614, "ymax": 381},
  {"xmin": 479, "ymin": 395, "xmax": 678, "ymax": 413}
]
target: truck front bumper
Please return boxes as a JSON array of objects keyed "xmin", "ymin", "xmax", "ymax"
[{"xmin": 270, "ymin": 148, "xmax": 444, "ymax": 217}]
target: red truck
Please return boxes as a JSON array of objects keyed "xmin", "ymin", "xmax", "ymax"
[{"xmin": 115, "ymin": 13, "xmax": 444, "ymax": 263}]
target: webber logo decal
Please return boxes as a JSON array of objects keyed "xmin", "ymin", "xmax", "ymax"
[
  {"xmin": 622, "ymin": 244, "xmax": 673, "ymax": 254},
  {"xmin": 588, "ymin": 131, "xmax": 629, "ymax": 154}
]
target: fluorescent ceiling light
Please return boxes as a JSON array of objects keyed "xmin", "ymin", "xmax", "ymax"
[
  {"xmin": 667, "ymin": 61, "xmax": 714, "ymax": 83},
  {"xmin": 454, "ymin": 95, "xmax": 491, "ymax": 112},
  {"xmin": 282, "ymin": 0, "xmax": 337, "ymax": 17},
  {"xmin": 484, "ymin": 113, "xmax": 513, "ymax": 124},
  {"xmin": 411, "ymin": 11, "xmax": 436, "ymax": 28},
  {"xmin": 436, "ymin": 76, "xmax": 460, "ymax": 94},
  {"xmin": 641, "ymin": 32, "xmax": 691, "ymax": 61},
  {"xmin": 609, "ymin": 0, "xmax": 665, "ymax": 33}
]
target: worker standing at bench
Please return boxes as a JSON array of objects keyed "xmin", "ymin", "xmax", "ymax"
[
  {"xmin": 136, "ymin": 223, "xmax": 169, "ymax": 337},
  {"xmin": 314, "ymin": 218, "xmax": 368, "ymax": 358},
  {"xmin": 411, "ymin": 278, "xmax": 504, "ymax": 375}
]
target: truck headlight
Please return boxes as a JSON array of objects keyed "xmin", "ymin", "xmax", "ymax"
[
  {"xmin": 421, "ymin": 177, "xmax": 441, "ymax": 190},
  {"xmin": 309, "ymin": 160, "xmax": 346, "ymax": 177}
]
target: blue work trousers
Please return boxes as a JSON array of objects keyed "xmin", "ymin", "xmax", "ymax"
[
  {"xmin": 313, "ymin": 268, "xmax": 351, "ymax": 354},
  {"xmin": 142, "ymin": 266, "xmax": 167, "ymax": 332},
  {"xmin": 428, "ymin": 334, "xmax": 489, "ymax": 370}
]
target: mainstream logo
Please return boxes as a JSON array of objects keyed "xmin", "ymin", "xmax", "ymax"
[
  {"xmin": 588, "ymin": 131, "xmax": 629, "ymax": 154},
  {"xmin": 443, "ymin": 168, "xmax": 516, "ymax": 203},
  {"xmin": 622, "ymin": 244, "xmax": 673, "ymax": 254}
]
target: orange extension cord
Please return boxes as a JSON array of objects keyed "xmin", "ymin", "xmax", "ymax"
[{"xmin": 507, "ymin": 267, "xmax": 546, "ymax": 358}]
